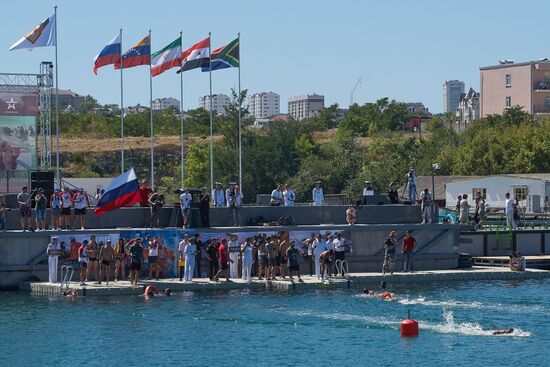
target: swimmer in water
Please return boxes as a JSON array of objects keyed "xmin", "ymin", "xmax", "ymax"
[
  {"xmin": 492, "ymin": 328, "xmax": 514, "ymax": 335},
  {"xmin": 62, "ymin": 289, "xmax": 78, "ymax": 297},
  {"xmin": 362, "ymin": 288, "xmax": 395, "ymax": 301}
]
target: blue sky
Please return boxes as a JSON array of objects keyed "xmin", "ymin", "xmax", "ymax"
[{"xmin": 3, "ymin": 0, "xmax": 548, "ymax": 113}]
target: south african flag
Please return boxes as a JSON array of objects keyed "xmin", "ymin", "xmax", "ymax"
[{"xmin": 202, "ymin": 38, "xmax": 239, "ymax": 71}]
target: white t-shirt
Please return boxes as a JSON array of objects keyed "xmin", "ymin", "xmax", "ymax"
[
  {"xmin": 61, "ymin": 192, "xmax": 72, "ymax": 208},
  {"xmin": 234, "ymin": 191, "xmax": 243, "ymax": 207},
  {"xmin": 313, "ymin": 240, "xmax": 326, "ymax": 257},
  {"xmin": 73, "ymin": 193, "xmax": 88, "ymax": 209},
  {"xmin": 283, "ymin": 190, "xmax": 295, "ymax": 206},
  {"xmin": 333, "ymin": 238, "xmax": 345, "ymax": 252},
  {"xmin": 505, "ymin": 198, "xmax": 515, "ymax": 214},
  {"xmin": 180, "ymin": 193, "xmax": 192, "ymax": 209},
  {"xmin": 363, "ymin": 188, "xmax": 374, "ymax": 196},
  {"xmin": 178, "ymin": 240, "xmax": 188, "ymax": 257},
  {"xmin": 271, "ymin": 190, "xmax": 282, "ymax": 204}
]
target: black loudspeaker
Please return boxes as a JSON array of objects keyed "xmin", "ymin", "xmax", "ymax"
[{"xmin": 31, "ymin": 170, "xmax": 55, "ymax": 208}]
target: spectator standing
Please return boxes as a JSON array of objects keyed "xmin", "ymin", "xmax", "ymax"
[
  {"xmin": 346, "ymin": 204, "xmax": 357, "ymax": 225},
  {"xmin": 230, "ymin": 185, "xmax": 243, "ymax": 227},
  {"xmin": 183, "ymin": 237, "xmax": 196, "ymax": 283},
  {"xmin": 34, "ymin": 188, "xmax": 48, "ymax": 231},
  {"xmin": 302, "ymin": 233, "xmax": 316, "ymax": 276},
  {"xmin": 147, "ymin": 237, "xmax": 160, "ymax": 280},
  {"xmin": 312, "ymin": 234, "xmax": 326, "ymax": 279},
  {"xmin": 87, "ymin": 235, "xmax": 100, "ymax": 282},
  {"xmin": 194, "ymin": 233, "xmax": 203, "ymax": 278},
  {"xmin": 256, "ymin": 237, "xmax": 268, "ymax": 280},
  {"xmin": 205, "ymin": 237, "xmax": 219, "ymax": 281},
  {"xmin": 401, "ymin": 230, "xmax": 416, "ymax": 272},
  {"xmin": 0, "ymin": 203, "xmax": 7, "ymax": 231},
  {"xmin": 129, "ymin": 238, "xmax": 144, "ymax": 286},
  {"xmin": 139, "ymin": 179, "xmax": 153, "ymax": 207},
  {"xmin": 505, "ymin": 192, "xmax": 517, "ymax": 230},
  {"xmin": 60, "ymin": 186, "xmax": 72, "ymax": 230},
  {"xmin": 420, "ymin": 188, "xmax": 433, "ymax": 224},
  {"xmin": 17, "ymin": 186, "xmax": 33, "ymax": 231},
  {"xmin": 179, "ymin": 188, "xmax": 192, "ymax": 229},
  {"xmin": 241, "ymin": 237, "xmax": 254, "ymax": 282},
  {"xmin": 199, "ymin": 187, "xmax": 210, "ymax": 227},
  {"xmin": 459, "ymin": 194, "xmax": 470, "ymax": 225},
  {"xmin": 213, "ymin": 238, "xmax": 231, "ymax": 282},
  {"xmin": 73, "ymin": 188, "xmax": 90, "ymax": 230},
  {"xmin": 47, "ymin": 236, "xmax": 61, "ymax": 283},
  {"xmin": 228, "ymin": 233, "xmax": 240, "ymax": 278},
  {"xmin": 333, "ymin": 232, "xmax": 346, "ymax": 263},
  {"xmin": 50, "ymin": 188, "xmax": 61, "ymax": 230},
  {"xmin": 278, "ymin": 236, "xmax": 291, "ymax": 279},
  {"xmin": 406, "ymin": 166, "xmax": 417, "ymax": 203},
  {"xmin": 98, "ymin": 240, "xmax": 115, "ymax": 284},
  {"xmin": 363, "ymin": 180, "xmax": 374, "ymax": 204},
  {"xmin": 226, "ymin": 182, "xmax": 237, "ymax": 208},
  {"xmin": 265, "ymin": 236, "xmax": 277, "ymax": 280},
  {"xmin": 382, "ymin": 231, "xmax": 398, "ymax": 275},
  {"xmin": 286, "ymin": 241, "xmax": 303, "ymax": 282},
  {"xmin": 78, "ymin": 240, "xmax": 88, "ymax": 285},
  {"xmin": 312, "ymin": 181, "xmax": 324, "ymax": 206},
  {"xmin": 211, "ymin": 182, "xmax": 225, "ymax": 207},
  {"xmin": 388, "ymin": 185, "xmax": 399, "ymax": 204},
  {"xmin": 148, "ymin": 191, "xmax": 164, "ymax": 228},
  {"xmin": 283, "ymin": 184, "xmax": 295, "ymax": 207},
  {"xmin": 114, "ymin": 238, "xmax": 126, "ymax": 281},
  {"xmin": 476, "ymin": 195, "xmax": 487, "ymax": 230},
  {"xmin": 178, "ymin": 234, "xmax": 190, "ymax": 281},
  {"xmin": 270, "ymin": 184, "xmax": 283, "ymax": 206}
]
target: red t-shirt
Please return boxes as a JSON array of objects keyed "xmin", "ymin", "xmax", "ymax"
[
  {"xmin": 219, "ymin": 244, "xmax": 228, "ymax": 263},
  {"xmin": 67, "ymin": 242, "xmax": 81, "ymax": 261},
  {"xmin": 139, "ymin": 187, "xmax": 153, "ymax": 206},
  {"xmin": 403, "ymin": 237, "xmax": 416, "ymax": 252}
]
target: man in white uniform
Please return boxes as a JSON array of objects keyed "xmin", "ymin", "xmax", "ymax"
[
  {"xmin": 283, "ymin": 184, "xmax": 295, "ymax": 207},
  {"xmin": 178, "ymin": 234, "xmax": 190, "ymax": 281},
  {"xmin": 312, "ymin": 234, "xmax": 326, "ymax": 279},
  {"xmin": 183, "ymin": 237, "xmax": 196, "ymax": 282},
  {"xmin": 241, "ymin": 237, "xmax": 254, "ymax": 282},
  {"xmin": 363, "ymin": 180, "xmax": 374, "ymax": 204},
  {"xmin": 505, "ymin": 192, "xmax": 517, "ymax": 230},
  {"xmin": 312, "ymin": 181, "xmax": 324, "ymax": 206},
  {"xmin": 211, "ymin": 182, "xmax": 225, "ymax": 207},
  {"xmin": 179, "ymin": 188, "xmax": 193, "ymax": 229},
  {"xmin": 47, "ymin": 236, "xmax": 61, "ymax": 283},
  {"xmin": 228, "ymin": 233, "xmax": 241, "ymax": 278}
]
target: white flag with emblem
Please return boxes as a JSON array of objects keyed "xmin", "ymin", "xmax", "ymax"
[{"xmin": 9, "ymin": 13, "xmax": 56, "ymax": 51}]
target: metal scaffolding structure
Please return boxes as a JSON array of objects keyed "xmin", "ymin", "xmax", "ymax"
[{"xmin": 0, "ymin": 62, "xmax": 53, "ymax": 170}]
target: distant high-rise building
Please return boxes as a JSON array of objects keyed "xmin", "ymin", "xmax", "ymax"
[
  {"xmin": 152, "ymin": 97, "xmax": 180, "ymax": 112},
  {"xmin": 288, "ymin": 93, "xmax": 324, "ymax": 121},
  {"xmin": 198, "ymin": 94, "xmax": 231, "ymax": 115},
  {"xmin": 248, "ymin": 92, "xmax": 280, "ymax": 118},
  {"xmin": 443, "ymin": 80, "xmax": 465, "ymax": 113}
]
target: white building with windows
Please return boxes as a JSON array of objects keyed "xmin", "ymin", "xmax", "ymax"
[
  {"xmin": 152, "ymin": 97, "xmax": 180, "ymax": 112},
  {"xmin": 456, "ymin": 88, "xmax": 480, "ymax": 124},
  {"xmin": 198, "ymin": 94, "xmax": 231, "ymax": 115},
  {"xmin": 443, "ymin": 80, "xmax": 465, "ymax": 113},
  {"xmin": 248, "ymin": 92, "xmax": 280, "ymax": 118},
  {"xmin": 445, "ymin": 174, "xmax": 550, "ymax": 213},
  {"xmin": 288, "ymin": 93, "xmax": 324, "ymax": 121}
]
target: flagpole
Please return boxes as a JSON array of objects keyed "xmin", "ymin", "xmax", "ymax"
[
  {"xmin": 208, "ymin": 32, "xmax": 214, "ymax": 193},
  {"xmin": 54, "ymin": 5, "xmax": 60, "ymax": 187},
  {"xmin": 237, "ymin": 32, "xmax": 242, "ymax": 195},
  {"xmin": 149, "ymin": 29, "xmax": 154, "ymax": 190},
  {"xmin": 120, "ymin": 28, "xmax": 125, "ymax": 174},
  {"xmin": 179, "ymin": 31, "xmax": 185, "ymax": 189}
]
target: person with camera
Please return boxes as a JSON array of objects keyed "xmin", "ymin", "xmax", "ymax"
[
  {"xmin": 211, "ymin": 181, "xmax": 225, "ymax": 207},
  {"xmin": 148, "ymin": 190, "xmax": 164, "ymax": 228},
  {"xmin": 33, "ymin": 188, "xmax": 48, "ymax": 231},
  {"xmin": 17, "ymin": 186, "xmax": 34, "ymax": 232},
  {"xmin": 179, "ymin": 187, "xmax": 192, "ymax": 229},
  {"xmin": 226, "ymin": 182, "xmax": 237, "ymax": 208}
]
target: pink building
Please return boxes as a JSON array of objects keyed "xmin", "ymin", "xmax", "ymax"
[{"xmin": 480, "ymin": 60, "xmax": 550, "ymax": 117}]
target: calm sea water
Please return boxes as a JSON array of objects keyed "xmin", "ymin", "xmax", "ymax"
[{"xmin": 1, "ymin": 279, "xmax": 549, "ymax": 367}]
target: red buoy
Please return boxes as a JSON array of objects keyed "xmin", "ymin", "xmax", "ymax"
[{"xmin": 400, "ymin": 310, "xmax": 419, "ymax": 337}]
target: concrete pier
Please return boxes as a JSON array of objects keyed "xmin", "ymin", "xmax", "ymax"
[{"xmin": 20, "ymin": 267, "xmax": 550, "ymax": 297}]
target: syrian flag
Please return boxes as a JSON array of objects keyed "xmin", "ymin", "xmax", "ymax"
[
  {"xmin": 151, "ymin": 36, "xmax": 182, "ymax": 77},
  {"xmin": 94, "ymin": 168, "xmax": 142, "ymax": 216},
  {"xmin": 9, "ymin": 13, "xmax": 56, "ymax": 51},
  {"xmin": 177, "ymin": 37, "xmax": 210, "ymax": 73}
]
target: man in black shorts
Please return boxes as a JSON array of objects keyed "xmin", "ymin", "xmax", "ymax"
[
  {"xmin": 17, "ymin": 186, "xmax": 34, "ymax": 231},
  {"xmin": 319, "ymin": 249, "xmax": 334, "ymax": 281},
  {"xmin": 98, "ymin": 240, "xmax": 115, "ymax": 285},
  {"xmin": 129, "ymin": 238, "xmax": 144, "ymax": 286}
]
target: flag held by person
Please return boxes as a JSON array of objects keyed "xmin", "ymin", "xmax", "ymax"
[
  {"xmin": 9, "ymin": 13, "xmax": 56, "ymax": 51},
  {"xmin": 151, "ymin": 36, "xmax": 182, "ymax": 77},
  {"xmin": 93, "ymin": 33, "xmax": 121, "ymax": 75},
  {"xmin": 115, "ymin": 35, "xmax": 150, "ymax": 69},
  {"xmin": 94, "ymin": 168, "xmax": 142, "ymax": 216},
  {"xmin": 177, "ymin": 37, "xmax": 210, "ymax": 73},
  {"xmin": 201, "ymin": 38, "xmax": 239, "ymax": 72}
]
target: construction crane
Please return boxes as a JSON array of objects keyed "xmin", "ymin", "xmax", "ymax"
[{"xmin": 350, "ymin": 77, "xmax": 362, "ymax": 106}]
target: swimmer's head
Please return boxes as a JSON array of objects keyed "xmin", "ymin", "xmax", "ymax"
[
  {"xmin": 380, "ymin": 281, "xmax": 386, "ymax": 289},
  {"xmin": 164, "ymin": 288, "xmax": 172, "ymax": 296},
  {"xmin": 362, "ymin": 288, "xmax": 370, "ymax": 294}
]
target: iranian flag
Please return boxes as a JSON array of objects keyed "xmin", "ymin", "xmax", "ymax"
[{"xmin": 151, "ymin": 37, "xmax": 182, "ymax": 77}]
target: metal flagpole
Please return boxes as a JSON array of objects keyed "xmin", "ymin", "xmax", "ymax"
[
  {"xmin": 120, "ymin": 28, "xmax": 125, "ymax": 174},
  {"xmin": 208, "ymin": 32, "xmax": 214, "ymax": 192},
  {"xmin": 180, "ymin": 31, "xmax": 185, "ymax": 189},
  {"xmin": 149, "ymin": 29, "xmax": 154, "ymax": 190},
  {"xmin": 237, "ymin": 32, "xmax": 242, "ymax": 194},
  {"xmin": 54, "ymin": 5, "xmax": 60, "ymax": 187}
]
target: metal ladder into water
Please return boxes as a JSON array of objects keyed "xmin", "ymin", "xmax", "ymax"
[
  {"xmin": 334, "ymin": 259, "xmax": 350, "ymax": 280},
  {"xmin": 60, "ymin": 265, "xmax": 74, "ymax": 292}
]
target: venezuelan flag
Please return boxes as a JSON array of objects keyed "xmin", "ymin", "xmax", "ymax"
[{"xmin": 116, "ymin": 35, "xmax": 150, "ymax": 69}]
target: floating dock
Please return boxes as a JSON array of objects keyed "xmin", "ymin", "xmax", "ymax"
[
  {"xmin": 473, "ymin": 255, "xmax": 550, "ymax": 269},
  {"xmin": 20, "ymin": 267, "xmax": 550, "ymax": 297}
]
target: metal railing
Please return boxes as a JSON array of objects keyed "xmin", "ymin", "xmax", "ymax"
[{"xmin": 255, "ymin": 193, "xmax": 353, "ymax": 206}]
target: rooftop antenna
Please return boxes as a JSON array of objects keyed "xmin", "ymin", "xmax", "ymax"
[{"xmin": 350, "ymin": 77, "xmax": 362, "ymax": 106}]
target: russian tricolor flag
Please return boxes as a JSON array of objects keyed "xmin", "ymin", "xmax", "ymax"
[
  {"xmin": 93, "ymin": 33, "xmax": 121, "ymax": 75},
  {"xmin": 95, "ymin": 168, "xmax": 142, "ymax": 216}
]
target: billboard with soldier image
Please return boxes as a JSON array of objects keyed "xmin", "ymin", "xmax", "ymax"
[{"xmin": 0, "ymin": 92, "xmax": 38, "ymax": 174}]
